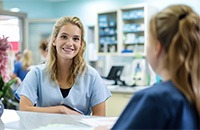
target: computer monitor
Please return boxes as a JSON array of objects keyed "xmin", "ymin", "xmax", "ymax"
[{"xmin": 105, "ymin": 66, "xmax": 124, "ymax": 85}]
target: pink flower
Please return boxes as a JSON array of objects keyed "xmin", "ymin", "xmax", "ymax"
[
  {"xmin": 0, "ymin": 36, "xmax": 12, "ymax": 83},
  {"xmin": 0, "ymin": 36, "xmax": 11, "ymax": 51}
]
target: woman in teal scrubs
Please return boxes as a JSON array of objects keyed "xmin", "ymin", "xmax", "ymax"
[{"xmin": 16, "ymin": 16, "xmax": 111, "ymax": 116}]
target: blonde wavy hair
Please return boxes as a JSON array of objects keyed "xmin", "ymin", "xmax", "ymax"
[
  {"xmin": 46, "ymin": 16, "xmax": 86, "ymax": 85},
  {"xmin": 149, "ymin": 4, "xmax": 200, "ymax": 121},
  {"xmin": 22, "ymin": 49, "xmax": 32, "ymax": 71}
]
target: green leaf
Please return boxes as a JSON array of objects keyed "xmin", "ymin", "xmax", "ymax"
[
  {"xmin": 1, "ymin": 78, "xmax": 17, "ymax": 98},
  {"xmin": 0, "ymin": 91, "xmax": 3, "ymax": 97},
  {"xmin": 0, "ymin": 76, "xmax": 4, "ymax": 90},
  {"xmin": 5, "ymin": 78, "xmax": 18, "ymax": 87}
]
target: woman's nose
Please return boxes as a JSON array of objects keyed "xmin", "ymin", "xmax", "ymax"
[{"xmin": 66, "ymin": 38, "xmax": 73, "ymax": 45}]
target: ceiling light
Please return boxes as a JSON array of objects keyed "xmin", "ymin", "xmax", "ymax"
[{"xmin": 10, "ymin": 8, "xmax": 20, "ymax": 12}]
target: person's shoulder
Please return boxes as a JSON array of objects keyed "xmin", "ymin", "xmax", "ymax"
[
  {"xmin": 84, "ymin": 64, "xmax": 99, "ymax": 76},
  {"xmin": 14, "ymin": 61, "xmax": 22, "ymax": 66},
  {"xmin": 135, "ymin": 80, "xmax": 186, "ymax": 105},
  {"xmin": 28, "ymin": 64, "xmax": 46, "ymax": 73},
  {"xmin": 137, "ymin": 81, "xmax": 177, "ymax": 97}
]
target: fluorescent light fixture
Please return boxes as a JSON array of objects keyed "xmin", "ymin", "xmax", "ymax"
[{"xmin": 10, "ymin": 8, "xmax": 20, "ymax": 12}]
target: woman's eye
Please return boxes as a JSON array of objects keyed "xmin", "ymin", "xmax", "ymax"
[
  {"xmin": 61, "ymin": 35, "xmax": 67, "ymax": 39},
  {"xmin": 73, "ymin": 37, "xmax": 80, "ymax": 42}
]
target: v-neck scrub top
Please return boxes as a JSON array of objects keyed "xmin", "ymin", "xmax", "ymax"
[{"xmin": 15, "ymin": 64, "xmax": 111, "ymax": 115}]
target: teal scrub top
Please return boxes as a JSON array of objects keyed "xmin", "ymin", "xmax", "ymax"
[{"xmin": 15, "ymin": 64, "xmax": 111, "ymax": 115}]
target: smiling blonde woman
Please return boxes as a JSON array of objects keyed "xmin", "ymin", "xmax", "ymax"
[{"xmin": 15, "ymin": 16, "xmax": 111, "ymax": 116}]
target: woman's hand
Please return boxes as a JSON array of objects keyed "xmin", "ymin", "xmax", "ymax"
[
  {"xmin": 59, "ymin": 105, "xmax": 82, "ymax": 115},
  {"xmin": 19, "ymin": 96, "xmax": 82, "ymax": 115},
  {"xmin": 94, "ymin": 125, "xmax": 110, "ymax": 130}
]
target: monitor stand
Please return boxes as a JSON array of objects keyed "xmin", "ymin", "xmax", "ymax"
[
  {"xmin": 113, "ymin": 79, "xmax": 126, "ymax": 86},
  {"xmin": 113, "ymin": 79, "xmax": 118, "ymax": 85}
]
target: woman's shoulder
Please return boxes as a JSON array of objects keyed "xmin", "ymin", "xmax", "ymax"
[
  {"xmin": 135, "ymin": 80, "xmax": 188, "ymax": 106},
  {"xmin": 137, "ymin": 81, "xmax": 179, "ymax": 97},
  {"xmin": 134, "ymin": 81, "xmax": 198, "ymax": 128},
  {"xmin": 84, "ymin": 64, "xmax": 100, "ymax": 76},
  {"xmin": 28, "ymin": 64, "xmax": 46, "ymax": 74}
]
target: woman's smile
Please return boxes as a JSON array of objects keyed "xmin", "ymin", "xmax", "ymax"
[{"xmin": 62, "ymin": 46, "xmax": 74, "ymax": 53}]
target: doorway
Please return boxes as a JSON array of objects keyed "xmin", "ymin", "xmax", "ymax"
[{"xmin": 0, "ymin": 9, "xmax": 27, "ymax": 52}]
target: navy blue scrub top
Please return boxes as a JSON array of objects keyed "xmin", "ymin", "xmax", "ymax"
[{"xmin": 112, "ymin": 80, "xmax": 199, "ymax": 129}]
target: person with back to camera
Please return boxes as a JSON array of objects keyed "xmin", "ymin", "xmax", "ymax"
[
  {"xmin": 96, "ymin": 4, "xmax": 200, "ymax": 129},
  {"xmin": 15, "ymin": 16, "xmax": 111, "ymax": 116}
]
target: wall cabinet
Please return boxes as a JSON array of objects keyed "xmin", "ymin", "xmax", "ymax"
[
  {"xmin": 96, "ymin": 10, "xmax": 118, "ymax": 55},
  {"xmin": 119, "ymin": 4, "xmax": 145, "ymax": 55},
  {"xmin": 96, "ymin": 4, "xmax": 157, "ymax": 56}
]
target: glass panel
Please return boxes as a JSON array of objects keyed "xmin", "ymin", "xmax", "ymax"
[
  {"xmin": 98, "ymin": 12, "xmax": 117, "ymax": 53},
  {"xmin": 29, "ymin": 22, "xmax": 54, "ymax": 65}
]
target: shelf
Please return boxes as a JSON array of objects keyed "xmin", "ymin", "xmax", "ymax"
[
  {"xmin": 99, "ymin": 26, "xmax": 117, "ymax": 28},
  {"xmin": 99, "ymin": 34, "xmax": 116, "ymax": 37},
  {"xmin": 123, "ymin": 43, "xmax": 144, "ymax": 45},
  {"xmin": 99, "ymin": 43, "xmax": 117, "ymax": 45},
  {"xmin": 123, "ymin": 31, "xmax": 144, "ymax": 33},
  {"xmin": 123, "ymin": 17, "xmax": 144, "ymax": 21}
]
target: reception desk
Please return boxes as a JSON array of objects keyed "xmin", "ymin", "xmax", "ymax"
[
  {"xmin": 0, "ymin": 109, "xmax": 115, "ymax": 130},
  {"xmin": 106, "ymin": 85, "xmax": 149, "ymax": 116},
  {"xmin": 0, "ymin": 86, "xmax": 148, "ymax": 129}
]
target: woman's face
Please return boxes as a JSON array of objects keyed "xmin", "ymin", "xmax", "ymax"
[{"xmin": 53, "ymin": 23, "xmax": 82, "ymax": 61}]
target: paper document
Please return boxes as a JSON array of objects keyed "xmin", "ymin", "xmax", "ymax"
[
  {"xmin": 1, "ymin": 109, "xmax": 20, "ymax": 123},
  {"xmin": 80, "ymin": 117, "xmax": 118, "ymax": 128},
  {"xmin": 33, "ymin": 124, "xmax": 93, "ymax": 130}
]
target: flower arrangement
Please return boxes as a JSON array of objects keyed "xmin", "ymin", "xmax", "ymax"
[
  {"xmin": 0, "ymin": 36, "xmax": 11, "ymax": 82},
  {"xmin": 0, "ymin": 36, "xmax": 18, "ymax": 109}
]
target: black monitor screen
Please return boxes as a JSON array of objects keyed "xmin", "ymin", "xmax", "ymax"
[{"xmin": 106, "ymin": 66, "xmax": 124, "ymax": 80}]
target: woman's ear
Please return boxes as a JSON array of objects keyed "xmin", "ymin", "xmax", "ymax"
[
  {"xmin": 156, "ymin": 41, "xmax": 163, "ymax": 58},
  {"xmin": 53, "ymin": 42, "xmax": 56, "ymax": 46},
  {"xmin": 52, "ymin": 38, "xmax": 56, "ymax": 46}
]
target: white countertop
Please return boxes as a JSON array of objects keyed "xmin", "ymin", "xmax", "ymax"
[
  {"xmin": 107, "ymin": 85, "xmax": 150, "ymax": 94},
  {"xmin": 1, "ymin": 109, "xmax": 116, "ymax": 130}
]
